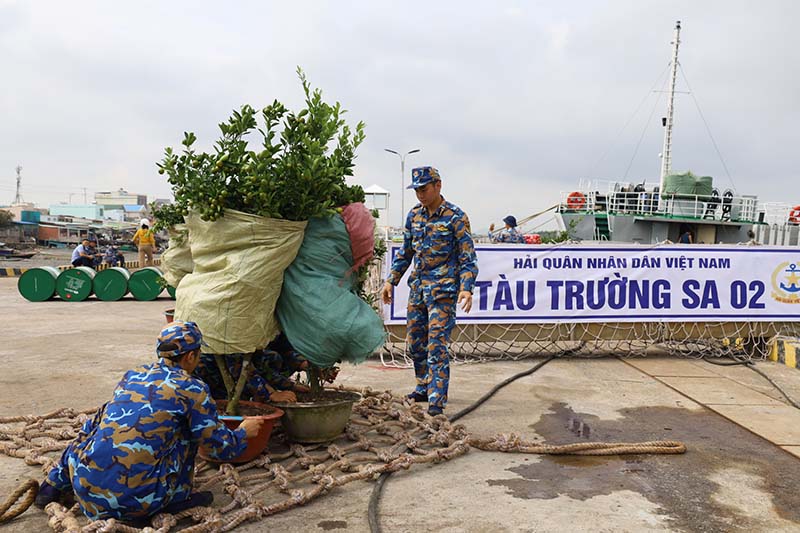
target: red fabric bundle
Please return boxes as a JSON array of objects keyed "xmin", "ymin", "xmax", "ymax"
[{"xmin": 341, "ymin": 202, "xmax": 375, "ymax": 271}]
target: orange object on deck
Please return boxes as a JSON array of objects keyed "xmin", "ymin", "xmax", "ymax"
[
  {"xmin": 789, "ymin": 205, "xmax": 800, "ymax": 224},
  {"xmin": 566, "ymin": 191, "xmax": 587, "ymax": 209}
]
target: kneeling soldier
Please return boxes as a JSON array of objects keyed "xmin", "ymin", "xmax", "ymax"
[{"xmin": 35, "ymin": 321, "xmax": 263, "ymax": 522}]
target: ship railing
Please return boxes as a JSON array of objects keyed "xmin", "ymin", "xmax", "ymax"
[
  {"xmin": 558, "ymin": 189, "xmax": 761, "ymax": 223},
  {"xmin": 759, "ymin": 202, "xmax": 794, "ymax": 226},
  {"xmin": 758, "ymin": 223, "xmax": 800, "ymax": 247},
  {"xmin": 576, "ymin": 178, "xmax": 661, "ymax": 194}
]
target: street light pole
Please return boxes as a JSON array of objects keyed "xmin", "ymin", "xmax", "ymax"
[{"xmin": 384, "ymin": 148, "xmax": 420, "ymax": 224}]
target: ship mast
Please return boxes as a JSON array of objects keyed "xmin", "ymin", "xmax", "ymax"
[{"xmin": 658, "ymin": 20, "xmax": 681, "ymax": 211}]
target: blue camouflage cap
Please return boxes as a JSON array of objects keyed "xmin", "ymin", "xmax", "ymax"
[
  {"xmin": 156, "ymin": 320, "xmax": 208, "ymax": 359},
  {"xmin": 407, "ymin": 166, "xmax": 441, "ymax": 189}
]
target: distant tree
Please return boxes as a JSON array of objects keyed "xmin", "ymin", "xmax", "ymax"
[{"xmin": 0, "ymin": 210, "xmax": 14, "ymax": 227}]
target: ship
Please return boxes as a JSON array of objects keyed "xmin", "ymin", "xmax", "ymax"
[
  {"xmin": 554, "ymin": 21, "xmax": 800, "ymax": 246},
  {"xmin": 0, "ymin": 243, "xmax": 37, "ymax": 259}
]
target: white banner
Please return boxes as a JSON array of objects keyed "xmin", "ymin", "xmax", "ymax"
[{"xmin": 383, "ymin": 244, "xmax": 800, "ymax": 324}]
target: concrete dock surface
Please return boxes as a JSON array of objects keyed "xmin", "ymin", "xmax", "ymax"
[{"xmin": 1, "ymin": 277, "xmax": 799, "ymax": 532}]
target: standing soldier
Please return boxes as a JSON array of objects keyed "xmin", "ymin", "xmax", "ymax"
[
  {"xmin": 489, "ymin": 215, "xmax": 525, "ymax": 243},
  {"xmin": 381, "ymin": 166, "xmax": 478, "ymax": 416}
]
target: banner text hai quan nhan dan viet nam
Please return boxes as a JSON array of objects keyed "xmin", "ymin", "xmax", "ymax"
[{"xmin": 383, "ymin": 244, "xmax": 800, "ymax": 324}]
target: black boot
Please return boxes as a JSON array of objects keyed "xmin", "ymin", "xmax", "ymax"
[
  {"xmin": 160, "ymin": 491, "xmax": 214, "ymax": 514},
  {"xmin": 427, "ymin": 405, "xmax": 444, "ymax": 416},
  {"xmin": 34, "ymin": 482, "xmax": 68, "ymax": 509},
  {"xmin": 406, "ymin": 391, "xmax": 428, "ymax": 403}
]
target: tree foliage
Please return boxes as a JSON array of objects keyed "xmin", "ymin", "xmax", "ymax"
[
  {"xmin": 153, "ymin": 68, "xmax": 365, "ymax": 230},
  {"xmin": 0, "ymin": 210, "xmax": 14, "ymax": 227}
]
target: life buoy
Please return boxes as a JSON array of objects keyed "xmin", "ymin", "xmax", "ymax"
[
  {"xmin": 566, "ymin": 191, "xmax": 586, "ymax": 209},
  {"xmin": 789, "ymin": 205, "xmax": 800, "ymax": 224}
]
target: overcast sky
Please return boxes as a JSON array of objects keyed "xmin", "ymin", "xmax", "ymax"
[{"xmin": 1, "ymin": 1, "xmax": 797, "ymax": 230}]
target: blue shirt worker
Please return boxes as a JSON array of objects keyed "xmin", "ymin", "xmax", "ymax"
[
  {"xmin": 71, "ymin": 239, "xmax": 100, "ymax": 268},
  {"xmin": 35, "ymin": 321, "xmax": 263, "ymax": 522},
  {"xmin": 103, "ymin": 245, "xmax": 125, "ymax": 267},
  {"xmin": 381, "ymin": 166, "xmax": 478, "ymax": 416},
  {"xmin": 489, "ymin": 215, "xmax": 525, "ymax": 243}
]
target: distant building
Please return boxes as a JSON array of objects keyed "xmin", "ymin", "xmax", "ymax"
[
  {"xmin": 363, "ymin": 184, "xmax": 390, "ymax": 229},
  {"xmin": 0, "ymin": 203, "xmax": 47, "ymax": 222},
  {"xmin": 49, "ymin": 204, "xmax": 105, "ymax": 220},
  {"xmin": 0, "ymin": 221, "xmax": 38, "ymax": 245},
  {"xmin": 151, "ymin": 198, "xmax": 172, "ymax": 208},
  {"xmin": 123, "ymin": 204, "xmax": 148, "ymax": 223},
  {"xmin": 95, "ymin": 188, "xmax": 148, "ymax": 210},
  {"xmin": 38, "ymin": 215, "xmax": 93, "ymax": 246}
]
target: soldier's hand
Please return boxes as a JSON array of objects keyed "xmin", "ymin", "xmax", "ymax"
[
  {"xmin": 270, "ymin": 390, "xmax": 298, "ymax": 403},
  {"xmin": 458, "ymin": 291, "xmax": 473, "ymax": 313},
  {"xmin": 489, "ymin": 223, "xmax": 495, "ymax": 232},
  {"xmin": 293, "ymin": 382, "xmax": 311, "ymax": 393},
  {"xmin": 239, "ymin": 418, "xmax": 264, "ymax": 439},
  {"xmin": 381, "ymin": 282, "xmax": 393, "ymax": 305}
]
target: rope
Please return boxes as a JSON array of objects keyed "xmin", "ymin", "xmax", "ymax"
[
  {"xmin": 623, "ymin": 78, "xmax": 666, "ymax": 180},
  {"xmin": 0, "ymin": 478, "xmax": 38, "ymax": 524},
  {"xmin": 0, "ymin": 387, "xmax": 687, "ymax": 532},
  {"xmin": 703, "ymin": 355, "xmax": 800, "ymax": 411},
  {"xmin": 369, "ymin": 357, "xmax": 556, "ymax": 533},
  {"xmin": 378, "ymin": 321, "xmax": 796, "ymax": 366},
  {"xmin": 488, "ymin": 204, "xmax": 558, "ymax": 236},
  {"xmin": 587, "ymin": 61, "xmax": 671, "ymax": 178},
  {"xmin": 450, "ymin": 355, "xmax": 557, "ymax": 422},
  {"xmin": 368, "ymin": 346, "xmax": 676, "ymax": 533},
  {"xmin": 467, "ymin": 436, "xmax": 686, "ymax": 455},
  {"xmin": 746, "ymin": 362, "xmax": 800, "ymax": 410},
  {"xmin": 678, "ymin": 63, "xmax": 737, "ymax": 192}
]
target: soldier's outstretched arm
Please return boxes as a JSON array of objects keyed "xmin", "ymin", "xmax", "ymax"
[{"xmin": 186, "ymin": 383, "xmax": 248, "ymax": 461}]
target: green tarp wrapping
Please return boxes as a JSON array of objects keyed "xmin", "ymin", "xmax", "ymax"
[
  {"xmin": 277, "ymin": 214, "xmax": 386, "ymax": 368},
  {"xmin": 160, "ymin": 224, "xmax": 193, "ymax": 288},
  {"xmin": 175, "ymin": 209, "xmax": 307, "ymax": 354},
  {"xmin": 663, "ymin": 172, "xmax": 714, "ymax": 198}
]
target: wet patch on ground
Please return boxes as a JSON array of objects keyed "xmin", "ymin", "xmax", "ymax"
[
  {"xmin": 487, "ymin": 403, "xmax": 800, "ymax": 532},
  {"xmin": 317, "ymin": 519, "xmax": 349, "ymax": 530}
]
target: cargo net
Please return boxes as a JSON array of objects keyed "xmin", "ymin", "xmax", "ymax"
[
  {"xmin": 0, "ymin": 387, "xmax": 685, "ymax": 532},
  {"xmin": 363, "ymin": 262, "xmax": 800, "ymax": 366}
]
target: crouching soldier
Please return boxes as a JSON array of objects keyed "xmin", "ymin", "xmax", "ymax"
[
  {"xmin": 194, "ymin": 332, "xmax": 312, "ymax": 404},
  {"xmin": 35, "ymin": 321, "xmax": 263, "ymax": 522}
]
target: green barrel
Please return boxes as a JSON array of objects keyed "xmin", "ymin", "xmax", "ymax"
[
  {"xmin": 129, "ymin": 266, "xmax": 164, "ymax": 301},
  {"xmin": 93, "ymin": 267, "xmax": 130, "ymax": 301},
  {"xmin": 18, "ymin": 266, "xmax": 60, "ymax": 302},
  {"xmin": 56, "ymin": 266, "xmax": 96, "ymax": 301},
  {"xmin": 167, "ymin": 285, "xmax": 177, "ymax": 299}
]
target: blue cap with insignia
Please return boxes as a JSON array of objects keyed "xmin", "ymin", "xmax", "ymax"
[
  {"xmin": 156, "ymin": 320, "xmax": 209, "ymax": 358},
  {"xmin": 407, "ymin": 166, "xmax": 441, "ymax": 189}
]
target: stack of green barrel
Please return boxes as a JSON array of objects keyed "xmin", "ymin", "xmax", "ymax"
[
  {"xmin": 18, "ymin": 266, "xmax": 176, "ymax": 302},
  {"xmin": 94, "ymin": 267, "xmax": 131, "ymax": 301},
  {"xmin": 128, "ymin": 266, "xmax": 166, "ymax": 301},
  {"xmin": 17, "ymin": 266, "xmax": 61, "ymax": 302},
  {"xmin": 56, "ymin": 266, "xmax": 96, "ymax": 301}
]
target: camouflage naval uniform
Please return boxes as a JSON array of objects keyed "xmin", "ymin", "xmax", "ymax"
[
  {"xmin": 195, "ymin": 349, "xmax": 304, "ymax": 403},
  {"xmin": 490, "ymin": 226, "xmax": 525, "ymax": 243},
  {"xmin": 44, "ymin": 359, "xmax": 247, "ymax": 521},
  {"xmin": 388, "ymin": 181, "xmax": 478, "ymax": 410}
]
